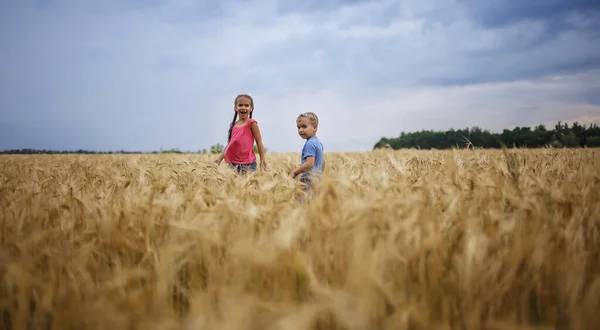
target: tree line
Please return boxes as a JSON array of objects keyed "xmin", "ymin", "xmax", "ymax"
[
  {"xmin": 373, "ymin": 121, "xmax": 600, "ymax": 150},
  {"xmin": 2, "ymin": 121, "xmax": 598, "ymax": 154}
]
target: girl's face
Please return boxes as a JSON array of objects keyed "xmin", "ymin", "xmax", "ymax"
[
  {"xmin": 235, "ymin": 97, "xmax": 253, "ymax": 119},
  {"xmin": 296, "ymin": 117, "xmax": 317, "ymax": 140}
]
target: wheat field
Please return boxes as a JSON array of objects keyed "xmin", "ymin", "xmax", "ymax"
[{"xmin": 0, "ymin": 148, "xmax": 599, "ymax": 330}]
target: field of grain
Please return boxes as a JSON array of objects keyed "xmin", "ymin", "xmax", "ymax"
[{"xmin": 1, "ymin": 148, "xmax": 599, "ymax": 330}]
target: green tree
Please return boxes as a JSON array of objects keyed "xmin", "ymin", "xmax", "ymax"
[
  {"xmin": 560, "ymin": 132, "xmax": 579, "ymax": 148},
  {"xmin": 585, "ymin": 136, "xmax": 600, "ymax": 147},
  {"xmin": 372, "ymin": 120, "xmax": 600, "ymax": 150},
  {"xmin": 253, "ymin": 145, "xmax": 268, "ymax": 154},
  {"xmin": 210, "ymin": 143, "xmax": 224, "ymax": 154}
]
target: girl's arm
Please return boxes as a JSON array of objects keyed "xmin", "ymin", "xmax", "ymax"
[
  {"xmin": 215, "ymin": 152, "xmax": 224, "ymax": 165},
  {"xmin": 250, "ymin": 122, "xmax": 267, "ymax": 169}
]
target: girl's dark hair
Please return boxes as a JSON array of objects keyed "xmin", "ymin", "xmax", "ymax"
[{"xmin": 227, "ymin": 94, "xmax": 254, "ymax": 143}]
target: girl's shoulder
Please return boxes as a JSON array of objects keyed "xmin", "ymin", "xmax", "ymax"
[{"xmin": 243, "ymin": 119, "xmax": 258, "ymax": 129}]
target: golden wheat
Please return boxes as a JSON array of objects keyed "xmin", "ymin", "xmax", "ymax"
[{"xmin": 1, "ymin": 148, "xmax": 599, "ymax": 330}]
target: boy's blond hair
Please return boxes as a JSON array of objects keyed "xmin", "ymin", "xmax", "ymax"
[{"xmin": 297, "ymin": 112, "xmax": 319, "ymax": 126}]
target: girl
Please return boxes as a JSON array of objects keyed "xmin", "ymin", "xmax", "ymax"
[{"xmin": 215, "ymin": 94, "xmax": 267, "ymax": 174}]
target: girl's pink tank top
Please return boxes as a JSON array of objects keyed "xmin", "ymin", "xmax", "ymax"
[{"xmin": 224, "ymin": 119, "xmax": 257, "ymax": 164}]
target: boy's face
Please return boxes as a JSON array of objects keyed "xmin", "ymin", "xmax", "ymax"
[
  {"xmin": 296, "ymin": 117, "xmax": 317, "ymax": 140},
  {"xmin": 235, "ymin": 97, "xmax": 253, "ymax": 119}
]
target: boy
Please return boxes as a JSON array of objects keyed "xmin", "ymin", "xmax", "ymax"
[{"xmin": 290, "ymin": 112, "xmax": 325, "ymax": 190}]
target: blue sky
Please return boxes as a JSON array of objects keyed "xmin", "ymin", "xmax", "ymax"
[{"xmin": 1, "ymin": 0, "xmax": 599, "ymax": 152}]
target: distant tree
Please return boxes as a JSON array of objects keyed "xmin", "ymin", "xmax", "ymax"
[
  {"xmin": 550, "ymin": 140, "xmax": 563, "ymax": 148},
  {"xmin": 586, "ymin": 136, "xmax": 600, "ymax": 147},
  {"xmin": 210, "ymin": 143, "xmax": 224, "ymax": 154},
  {"xmin": 253, "ymin": 145, "xmax": 268, "ymax": 154},
  {"xmin": 373, "ymin": 121, "xmax": 600, "ymax": 150},
  {"xmin": 560, "ymin": 131, "xmax": 579, "ymax": 148}
]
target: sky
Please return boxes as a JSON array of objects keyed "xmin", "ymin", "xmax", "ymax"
[{"xmin": 1, "ymin": 0, "xmax": 600, "ymax": 153}]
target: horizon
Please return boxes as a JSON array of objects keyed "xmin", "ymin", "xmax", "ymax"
[{"xmin": 1, "ymin": 118, "xmax": 596, "ymax": 153}]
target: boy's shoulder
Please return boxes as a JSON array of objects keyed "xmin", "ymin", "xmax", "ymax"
[
  {"xmin": 314, "ymin": 136, "xmax": 323, "ymax": 147},
  {"xmin": 305, "ymin": 136, "xmax": 324, "ymax": 150}
]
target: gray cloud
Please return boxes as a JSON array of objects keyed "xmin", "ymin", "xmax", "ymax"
[
  {"xmin": 1, "ymin": 0, "xmax": 599, "ymax": 152},
  {"xmin": 461, "ymin": 0, "xmax": 600, "ymax": 29}
]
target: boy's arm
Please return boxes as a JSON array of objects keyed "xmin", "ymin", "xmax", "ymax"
[{"xmin": 290, "ymin": 156, "xmax": 314, "ymax": 178}]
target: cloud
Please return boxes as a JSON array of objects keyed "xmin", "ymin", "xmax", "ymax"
[
  {"xmin": 461, "ymin": 0, "xmax": 600, "ymax": 29},
  {"xmin": 265, "ymin": 69, "xmax": 600, "ymax": 152},
  {"xmin": 1, "ymin": 0, "xmax": 599, "ymax": 152}
]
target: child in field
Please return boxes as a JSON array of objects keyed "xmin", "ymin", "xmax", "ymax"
[
  {"xmin": 290, "ymin": 112, "xmax": 325, "ymax": 191},
  {"xmin": 215, "ymin": 94, "xmax": 267, "ymax": 174}
]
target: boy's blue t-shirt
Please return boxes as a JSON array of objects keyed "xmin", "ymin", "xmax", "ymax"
[{"xmin": 301, "ymin": 136, "xmax": 324, "ymax": 177}]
